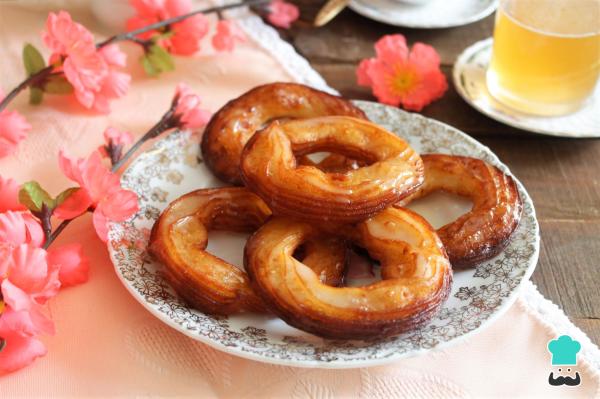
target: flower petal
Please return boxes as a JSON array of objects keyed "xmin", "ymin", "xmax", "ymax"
[
  {"xmin": 53, "ymin": 188, "xmax": 92, "ymax": 220},
  {"xmin": 409, "ymin": 42, "xmax": 441, "ymax": 71},
  {"xmin": 368, "ymin": 60, "xmax": 403, "ymax": 106},
  {"xmin": 0, "ymin": 109, "xmax": 30, "ymax": 158},
  {"xmin": 21, "ymin": 213, "xmax": 45, "ymax": 247},
  {"xmin": 164, "ymin": 0, "xmax": 192, "ymax": 17},
  {"xmin": 356, "ymin": 58, "xmax": 375, "ymax": 87},
  {"xmin": 129, "ymin": 0, "xmax": 164, "ymax": 18},
  {"xmin": 268, "ymin": 1, "xmax": 300, "ymax": 29},
  {"xmin": 0, "ymin": 211, "xmax": 43, "ymax": 247},
  {"xmin": 401, "ymin": 71, "xmax": 447, "ymax": 112},
  {"xmin": 181, "ymin": 108, "xmax": 212, "ymax": 129},
  {"xmin": 92, "ymin": 209, "xmax": 110, "ymax": 242},
  {"xmin": 374, "ymin": 34, "xmax": 409, "ymax": 65},
  {"xmin": 58, "ymin": 150, "xmax": 85, "ymax": 186},
  {"xmin": 2, "ymin": 245, "xmax": 53, "ymax": 299},
  {"xmin": 98, "ymin": 189, "xmax": 139, "ymax": 221},
  {"xmin": 0, "ymin": 176, "xmax": 24, "ymax": 212},
  {"xmin": 0, "ymin": 315, "xmax": 47, "ymax": 376},
  {"xmin": 103, "ymin": 127, "xmax": 133, "ymax": 147},
  {"xmin": 212, "ymin": 20, "xmax": 246, "ymax": 52},
  {"xmin": 0, "ymin": 307, "xmax": 54, "ymax": 337},
  {"xmin": 169, "ymin": 14, "xmax": 209, "ymax": 55},
  {"xmin": 47, "ymin": 243, "xmax": 89, "ymax": 287},
  {"xmin": 42, "ymin": 11, "xmax": 95, "ymax": 55},
  {"xmin": 98, "ymin": 70, "xmax": 131, "ymax": 100},
  {"xmin": 0, "ymin": 211, "xmax": 28, "ymax": 246},
  {"xmin": 99, "ymin": 44, "xmax": 127, "ymax": 67},
  {"xmin": 1, "ymin": 280, "xmax": 33, "ymax": 313}
]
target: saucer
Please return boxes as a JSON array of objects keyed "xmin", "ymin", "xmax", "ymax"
[
  {"xmin": 453, "ymin": 39, "xmax": 600, "ymax": 138},
  {"xmin": 349, "ymin": 0, "xmax": 498, "ymax": 29}
]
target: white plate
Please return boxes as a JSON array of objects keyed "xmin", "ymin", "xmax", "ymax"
[
  {"xmin": 454, "ymin": 38, "xmax": 600, "ymax": 137},
  {"xmin": 108, "ymin": 101, "xmax": 540, "ymax": 369},
  {"xmin": 349, "ymin": 0, "xmax": 498, "ymax": 29}
]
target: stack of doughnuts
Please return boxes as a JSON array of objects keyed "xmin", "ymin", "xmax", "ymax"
[{"xmin": 149, "ymin": 82, "xmax": 523, "ymax": 340}]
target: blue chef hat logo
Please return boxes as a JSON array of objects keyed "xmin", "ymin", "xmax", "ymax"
[{"xmin": 548, "ymin": 335, "xmax": 581, "ymax": 366}]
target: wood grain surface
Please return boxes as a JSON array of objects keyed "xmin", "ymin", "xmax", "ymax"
[{"xmin": 285, "ymin": 1, "xmax": 600, "ymax": 344}]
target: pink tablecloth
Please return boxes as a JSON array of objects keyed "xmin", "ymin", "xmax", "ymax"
[{"xmin": 0, "ymin": 2, "xmax": 599, "ymax": 398}]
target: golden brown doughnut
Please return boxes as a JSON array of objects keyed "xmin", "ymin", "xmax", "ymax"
[
  {"xmin": 396, "ymin": 154, "xmax": 523, "ymax": 268},
  {"xmin": 240, "ymin": 116, "xmax": 424, "ymax": 224},
  {"xmin": 149, "ymin": 187, "xmax": 347, "ymax": 315},
  {"xmin": 201, "ymin": 82, "xmax": 368, "ymax": 185},
  {"xmin": 244, "ymin": 208, "xmax": 452, "ymax": 339}
]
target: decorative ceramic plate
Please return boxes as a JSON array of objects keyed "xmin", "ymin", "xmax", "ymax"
[
  {"xmin": 454, "ymin": 38, "xmax": 600, "ymax": 138},
  {"xmin": 349, "ymin": 0, "xmax": 498, "ymax": 29},
  {"xmin": 107, "ymin": 101, "xmax": 540, "ymax": 369}
]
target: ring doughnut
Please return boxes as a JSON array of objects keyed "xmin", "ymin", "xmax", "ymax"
[
  {"xmin": 149, "ymin": 187, "xmax": 347, "ymax": 315},
  {"xmin": 201, "ymin": 82, "xmax": 368, "ymax": 185},
  {"xmin": 244, "ymin": 208, "xmax": 452, "ymax": 339},
  {"xmin": 240, "ymin": 116, "xmax": 424, "ymax": 223},
  {"xmin": 396, "ymin": 154, "xmax": 523, "ymax": 268}
]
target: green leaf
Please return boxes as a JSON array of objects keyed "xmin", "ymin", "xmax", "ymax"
[
  {"xmin": 19, "ymin": 181, "xmax": 54, "ymax": 212},
  {"xmin": 144, "ymin": 44, "xmax": 174, "ymax": 76},
  {"xmin": 29, "ymin": 87, "xmax": 43, "ymax": 105},
  {"xmin": 55, "ymin": 187, "xmax": 80, "ymax": 207},
  {"xmin": 140, "ymin": 55, "xmax": 159, "ymax": 77},
  {"xmin": 44, "ymin": 75, "xmax": 73, "ymax": 94},
  {"xmin": 22, "ymin": 43, "xmax": 46, "ymax": 76}
]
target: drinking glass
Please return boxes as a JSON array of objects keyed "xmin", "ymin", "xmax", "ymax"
[{"xmin": 487, "ymin": 0, "xmax": 600, "ymax": 116}]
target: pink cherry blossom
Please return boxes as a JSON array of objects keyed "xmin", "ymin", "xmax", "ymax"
[
  {"xmin": 0, "ymin": 211, "xmax": 44, "ymax": 248},
  {"xmin": 356, "ymin": 34, "xmax": 447, "ymax": 111},
  {"xmin": 212, "ymin": 20, "xmax": 246, "ymax": 52},
  {"xmin": 0, "ymin": 91, "xmax": 31, "ymax": 158},
  {"xmin": 0, "ymin": 243, "xmax": 60, "ymax": 375},
  {"xmin": 104, "ymin": 127, "xmax": 133, "ymax": 148},
  {"xmin": 0, "ymin": 176, "xmax": 25, "ymax": 213},
  {"xmin": 47, "ymin": 243, "xmax": 89, "ymax": 287},
  {"xmin": 127, "ymin": 0, "xmax": 210, "ymax": 55},
  {"xmin": 91, "ymin": 46, "xmax": 132, "ymax": 114},
  {"xmin": 267, "ymin": 0, "xmax": 300, "ymax": 29},
  {"xmin": 42, "ymin": 11, "xmax": 130, "ymax": 113},
  {"xmin": 43, "ymin": 12, "xmax": 107, "ymax": 107},
  {"xmin": 54, "ymin": 151, "xmax": 138, "ymax": 241},
  {"xmin": 42, "ymin": 11, "xmax": 95, "ymax": 54},
  {"xmin": 0, "ymin": 309, "xmax": 47, "ymax": 376},
  {"xmin": 99, "ymin": 127, "xmax": 134, "ymax": 159},
  {"xmin": 0, "ymin": 244, "xmax": 59, "ymax": 326},
  {"xmin": 173, "ymin": 83, "xmax": 212, "ymax": 129}
]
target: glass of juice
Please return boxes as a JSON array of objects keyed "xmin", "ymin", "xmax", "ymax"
[{"xmin": 487, "ymin": 0, "xmax": 600, "ymax": 116}]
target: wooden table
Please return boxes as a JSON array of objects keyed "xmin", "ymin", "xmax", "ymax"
[{"xmin": 284, "ymin": 1, "xmax": 600, "ymax": 344}]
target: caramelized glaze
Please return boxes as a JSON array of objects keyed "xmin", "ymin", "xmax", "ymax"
[
  {"xmin": 397, "ymin": 154, "xmax": 523, "ymax": 268},
  {"xmin": 149, "ymin": 187, "xmax": 347, "ymax": 314},
  {"xmin": 201, "ymin": 82, "xmax": 367, "ymax": 185},
  {"xmin": 244, "ymin": 208, "xmax": 452, "ymax": 339},
  {"xmin": 240, "ymin": 116, "xmax": 424, "ymax": 223}
]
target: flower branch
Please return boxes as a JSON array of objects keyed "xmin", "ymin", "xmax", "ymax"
[
  {"xmin": 0, "ymin": 82, "xmax": 210, "ymax": 373},
  {"xmin": 97, "ymin": 0, "xmax": 269, "ymax": 49},
  {"xmin": 0, "ymin": 0, "xmax": 262, "ymax": 113},
  {"xmin": 0, "ymin": 0, "xmax": 301, "ymax": 374},
  {"xmin": 0, "ymin": 0, "xmax": 299, "ymax": 158}
]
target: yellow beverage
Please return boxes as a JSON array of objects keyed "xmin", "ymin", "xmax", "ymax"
[{"xmin": 487, "ymin": 0, "xmax": 600, "ymax": 115}]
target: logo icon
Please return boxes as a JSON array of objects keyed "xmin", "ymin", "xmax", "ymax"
[{"xmin": 547, "ymin": 335, "xmax": 581, "ymax": 386}]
